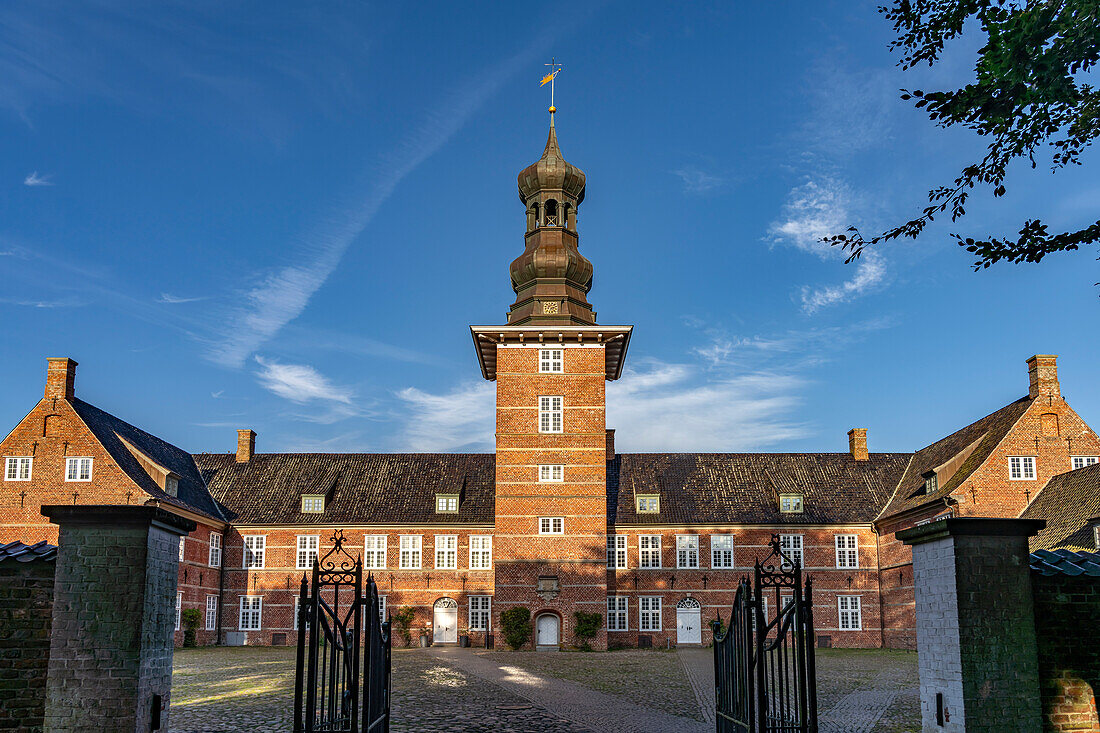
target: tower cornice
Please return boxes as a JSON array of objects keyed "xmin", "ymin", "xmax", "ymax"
[{"xmin": 469, "ymin": 325, "xmax": 632, "ymax": 382}]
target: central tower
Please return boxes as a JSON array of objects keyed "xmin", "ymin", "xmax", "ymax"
[{"xmin": 471, "ymin": 108, "xmax": 632, "ymax": 650}]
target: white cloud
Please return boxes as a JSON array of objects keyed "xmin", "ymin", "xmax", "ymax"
[
  {"xmin": 254, "ymin": 355, "xmax": 352, "ymax": 405},
  {"xmin": 672, "ymin": 166, "xmax": 724, "ymax": 195},
  {"xmin": 158, "ymin": 293, "xmax": 206, "ymax": 304},
  {"xmin": 23, "ymin": 171, "xmax": 53, "ymax": 186},
  {"xmin": 395, "ymin": 382, "xmax": 495, "ymax": 452},
  {"xmin": 800, "ymin": 254, "xmax": 886, "ymax": 314}
]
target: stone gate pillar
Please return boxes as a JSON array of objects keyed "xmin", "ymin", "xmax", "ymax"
[
  {"xmin": 898, "ymin": 517, "xmax": 1044, "ymax": 733},
  {"xmin": 41, "ymin": 505, "xmax": 195, "ymax": 733}
]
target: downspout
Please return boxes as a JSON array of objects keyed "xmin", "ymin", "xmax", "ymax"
[
  {"xmin": 873, "ymin": 523, "xmax": 885, "ymax": 649},
  {"xmin": 215, "ymin": 532, "xmax": 227, "ymax": 645}
]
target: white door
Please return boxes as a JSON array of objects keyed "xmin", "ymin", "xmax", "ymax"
[
  {"xmin": 676, "ymin": 608, "xmax": 701, "ymax": 644},
  {"xmin": 433, "ymin": 602, "xmax": 458, "ymax": 643},
  {"xmin": 535, "ymin": 614, "xmax": 559, "ymax": 647}
]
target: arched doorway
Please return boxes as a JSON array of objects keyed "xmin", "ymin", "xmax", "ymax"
[
  {"xmin": 535, "ymin": 613, "xmax": 560, "ymax": 649},
  {"xmin": 676, "ymin": 598, "xmax": 702, "ymax": 645},
  {"xmin": 433, "ymin": 598, "xmax": 458, "ymax": 644}
]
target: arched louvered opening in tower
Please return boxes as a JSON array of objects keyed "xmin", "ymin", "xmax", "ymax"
[{"xmin": 544, "ymin": 199, "xmax": 559, "ymax": 227}]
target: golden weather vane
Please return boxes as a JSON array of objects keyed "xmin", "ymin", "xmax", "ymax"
[{"xmin": 540, "ymin": 57, "xmax": 562, "ymax": 112}]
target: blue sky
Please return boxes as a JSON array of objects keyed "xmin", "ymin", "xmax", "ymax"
[{"xmin": 2, "ymin": 1, "xmax": 1097, "ymax": 456}]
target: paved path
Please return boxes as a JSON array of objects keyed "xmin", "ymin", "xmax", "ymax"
[
  {"xmin": 676, "ymin": 648, "xmax": 715, "ymax": 726},
  {"xmin": 430, "ymin": 648, "xmax": 711, "ymax": 733}
]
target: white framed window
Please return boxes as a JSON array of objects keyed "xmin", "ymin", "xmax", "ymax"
[
  {"xmin": 607, "ymin": 535, "xmax": 627, "ymax": 569},
  {"xmin": 779, "ymin": 494, "xmax": 803, "ymax": 513},
  {"xmin": 294, "ymin": 597, "xmax": 300, "ymax": 631},
  {"xmin": 175, "ymin": 592, "xmax": 182, "ymax": 631},
  {"xmin": 205, "ymin": 595, "xmax": 218, "ymax": 631},
  {"xmin": 639, "ymin": 596, "xmax": 661, "ymax": 632},
  {"xmin": 1072, "ymin": 456, "xmax": 1099, "ymax": 470},
  {"xmin": 435, "ymin": 494, "xmax": 458, "ymax": 513},
  {"xmin": 539, "ymin": 348, "xmax": 563, "ymax": 373},
  {"xmin": 378, "ymin": 595, "xmax": 387, "ymax": 621},
  {"xmin": 711, "ymin": 535, "xmax": 734, "ymax": 569},
  {"xmin": 4, "ymin": 457, "xmax": 32, "ymax": 481},
  {"xmin": 676, "ymin": 535, "xmax": 699, "ymax": 569},
  {"xmin": 179, "ymin": 537, "xmax": 186, "ymax": 562},
  {"xmin": 469, "ymin": 595, "xmax": 491, "ymax": 631},
  {"xmin": 607, "ymin": 596, "xmax": 628, "ymax": 631},
  {"xmin": 296, "ymin": 535, "xmax": 319, "ymax": 570},
  {"xmin": 239, "ymin": 596, "xmax": 263, "ymax": 631},
  {"xmin": 838, "ymin": 596, "xmax": 862, "ymax": 630},
  {"xmin": 539, "ymin": 464, "xmax": 564, "ymax": 482},
  {"xmin": 208, "ymin": 533, "xmax": 222, "ymax": 568},
  {"xmin": 1009, "ymin": 456, "xmax": 1037, "ymax": 480},
  {"xmin": 779, "ymin": 534, "xmax": 803, "ymax": 569},
  {"xmin": 639, "ymin": 535, "xmax": 662, "ymax": 568},
  {"xmin": 65, "ymin": 457, "xmax": 92, "ymax": 482},
  {"xmin": 364, "ymin": 536, "xmax": 387, "ymax": 570},
  {"xmin": 636, "ymin": 495, "xmax": 660, "ymax": 513},
  {"xmin": 758, "ymin": 597, "xmax": 769, "ymax": 628},
  {"xmin": 469, "ymin": 535, "xmax": 492, "ymax": 569},
  {"xmin": 538, "ymin": 396, "xmax": 563, "ymax": 433},
  {"xmin": 835, "ymin": 535, "xmax": 858, "ymax": 569},
  {"xmin": 243, "ymin": 535, "xmax": 266, "ymax": 569},
  {"xmin": 399, "ymin": 535, "xmax": 422, "ymax": 569},
  {"xmin": 435, "ymin": 535, "xmax": 457, "ymax": 569},
  {"xmin": 301, "ymin": 495, "xmax": 324, "ymax": 513},
  {"xmin": 539, "ymin": 517, "xmax": 564, "ymax": 535},
  {"xmin": 1095, "ymin": 525, "xmax": 1100, "ymax": 550}
]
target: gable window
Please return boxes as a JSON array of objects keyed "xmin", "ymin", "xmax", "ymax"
[
  {"xmin": 539, "ymin": 464, "xmax": 564, "ymax": 482},
  {"xmin": 178, "ymin": 538, "xmax": 186, "ymax": 562},
  {"xmin": 175, "ymin": 592, "xmax": 182, "ymax": 632},
  {"xmin": 243, "ymin": 536, "xmax": 266, "ymax": 569},
  {"xmin": 676, "ymin": 535, "xmax": 699, "ymax": 569},
  {"xmin": 838, "ymin": 596, "xmax": 862, "ymax": 630},
  {"xmin": 835, "ymin": 535, "xmax": 858, "ymax": 569},
  {"xmin": 639, "ymin": 596, "xmax": 661, "ymax": 631},
  {"xmin": 607, "ymin": 535, "xmax": 627, "ymax": 569},
  {"xmin": 435, "ymin": 535, "xmax": 457, "ymax": 569},
  {"xmin": 639, "ymin": 535, "xmax": 662, "ymax": 568},
  {"xmin": 301, "ymin": 495, "xmax": 324, "ymax": 513},
  {"xmin": 469, "ymin": 596, "xmax": 491, "ymax": 631},
  {"xmin": 636, "ymin": 495, "xmax": 660, "ymax": 513},
  {"xmin": 711, "ymin": 535, "xmax": 734, "ymax": 569},
  {"xmin": 539, "ymin": 517, "xmax": 564, "ymax": 535},
  {"xmin": 539, "ymin": 349, "xmax": 563, "ymax": 373},
  {"xmin": 208, "ymin": 533, "xmax": 222, "ymax": 568},
  {"xmin": 607, "ymin": 597, "xmax": 628, "ymax": 631},
  {"xmin": 1009, "ymin": 456, "xmax": 1037, "ymax": 480},
  {"xmin": 1072, "ymin": 456, "xmax": 1099, "ymax": 470},
  {"xmin": 779, "ymin": 534, "xmax": 804, "ymax": 569},
  {"xmin": 5, "ymin": 457, "xmax": 32, "ymax": 481},
  {"xmin": 296, "ymin": 535, "xmax": 319, "ymax": 570},
  {"xmin": 65, "ymin": 457, "xmax": 92, "ymax": 482},
  {"xmin": 239, "ymin": 596, "xmax": 263, "ymax": 631},
  {"xmin": 469, "ymin": 535, "xmax": 492, "ymax": 569},
  {"xmin": 779, "ymin": 494, "xmax": 804, "ymax": 513},
  {"xmin": 205, "ymin": 595, "xmax": 218, "ymax": 631},
  {"xmin": 364, "ymin": 536, "xmax": 387, "ymax": 570},
  {"xmin": 538, "ymin": 396, "xmax": 563, "ymax": 433},
  {"xmin": 435, "ymin": 494, "xmax": 458, "ymax": 513},
  {"xmin": 399, "ymin": 535, "xmax": 422, "ymax": 569}
]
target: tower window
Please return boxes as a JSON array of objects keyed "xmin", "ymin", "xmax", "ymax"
[
  {"xmin": 544, "ymin": 199, "xmax": 559, "ymax": 226},
  {"xmin": 539, "ymin": 464, "xmax": 564, "ymax": 482},
  {"xmin": 539, "ymin": 349, "xmax": 563, "ymax": 373},
  {"xmin": 539, "ymin": 517, "xmax": 564, "ymax": 534},
  {"xmin": 538, "ymin": 396, "xmax": 563, "ymax": 433}
]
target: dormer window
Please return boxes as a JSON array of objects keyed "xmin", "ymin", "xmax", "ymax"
[
  {"xmin": 779, "ymin": 494, "xmax": 803, "ymax": 514},
  {"xmin": 636, "ymin": 495, "xmax": 660, "ymax": 513},
  {"xmin": 436, "ymin": 494, "xmax": 458, "ymax": 513},
  {"xmin": 922, "ymin": 471, "xmax": 938, "ymax": 494},
  {"xmin": 165, "ymin": 475, "xmax": 179, "ymax": 497},
  {"xmin": 301, "ymin": 495, "xmax": 324, "ymax": 513}
]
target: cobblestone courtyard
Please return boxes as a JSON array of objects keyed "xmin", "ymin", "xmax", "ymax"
[{"xmin": 169, "ymin": 646, "xmax": 919, "ymax": 732}]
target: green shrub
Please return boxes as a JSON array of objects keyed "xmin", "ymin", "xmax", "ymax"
[
  {"xmin": 500, "ymin": 607, "xmax": 532, "ymax": 650},
  {"xmin": 573, "ymin": 611, "xmax": 602, "ymax": 651},
  {"xmin": 392, "ymin": 606, "xmax": 416, "ymax": 647},
  {"xmin": 181, "ymin": 608, "xmax": 203, "ymax": 647}
]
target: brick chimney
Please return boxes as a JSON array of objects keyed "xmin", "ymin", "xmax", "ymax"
[
  {"xmin": 1027, "ymin": 355, "xmax": 1059, "ymax": 399},
  {"xmin": 237, "ymin": 429, "xmax": 256, "ymax": 463},
  {"xmin": 45, "ymin": 358, "xmax": 78, "ymax": 400},
  {"xmin": 848, "ymin": 428, "xmax": 868, "ymax": 461},
  {"xmin": 606, "ymin": 429, "xmax": 616, "ymax": 461}
]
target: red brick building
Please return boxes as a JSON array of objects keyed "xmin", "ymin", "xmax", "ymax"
[{"xmin": 2, "ymin": 111, "xmax": 1098, "ymax": 650}]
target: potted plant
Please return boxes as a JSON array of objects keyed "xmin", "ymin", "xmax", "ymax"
[{"xmin": 419, "ymin": 621, "xmax": 432, "ymax": 647}]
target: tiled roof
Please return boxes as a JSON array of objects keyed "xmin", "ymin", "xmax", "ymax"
[
  {"xmin": 1029, "ymin": 548, "xmax": 1100, "ymax": 576},
  {"xmin": 1022, "ymin": 462, "xmax": 1100, "ymax": 551},
  {"xmin": 70, "ymin": 399, "xmax": 227, "ymax": 522},
  {"xmin": 877, "ymin": 396, "xmax": 1033, "ymax": 520},
  {"xmin": 0, "ymin": 540, "xmax": 57, "ymax": 563},
  {"xmin": 610, "ymin": 453, "xmax": 912, "ymax": 525},
  {"xmin": 195, "ymin": 453, "xmax": 495, "ymax": 525}
]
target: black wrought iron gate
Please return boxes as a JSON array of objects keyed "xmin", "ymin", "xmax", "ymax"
[
  {"xmin": 712, "ymin": 535, "xmax": 818, "ymax": 733},
  {"xmin": 294, "ymin": 530, "xmax": 392, "ymax": 733}
]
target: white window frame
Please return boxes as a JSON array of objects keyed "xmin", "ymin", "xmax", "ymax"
[
  {"xmin": 676, "ymin": 535, "xmax": 699, "ymax": 569},
  {"xmin": 399, "ymin": 535, "xmax": 422, "ymax": 569},
  {"xmin": 208, "ymin": 533, "xmax": 222, "ymax": 568},
  {"xmin": 538, "ymin": 464, "xmax": 564, "ymax": 482},
  {"xmin": 835, "ymin": 535, "xmax": 859, "ymax": 569},
  {"xmin": 243, "ymin": 535, "xmax": 266, "ymax": 569},
  {"xmin": 838, "ymin": 596, "xmax": 862, "ymax": 630},
  {"xmin": 1072, "ymin": 456, "xmax": 1099, "ymax": 470},
  {"xmin": 65, "ymin": 456, "xmax": 93, "ymax": 482},
  {"xmin": 779, "ymin": 494, "xmax": 804, "ymax": 513},
  {"xmin": 296, "ymin": 535, "xmax": 319, "ymax": 571},
  {"xmin": 607, "ymin": 535, "xmax": 627, "ymax": 569},
  {"xmin": 636, "ymin": 495, "xmax": 660, "ymax": 513},
  {"xmin": 301, "ymin": 495, "xmax": 324, "ymax": 513},
  {"xmin": 364, "ymin": 535, "xmax": 387, "ymax": 570},
  {"xmin": 1095, "ymin": 525, "xmax": 1100, "ymax": 550},
  {"xmin": 5, "ymin": 456, "xmax": 32, "ymax": 481},
  {"xmin": 639, "ymin": 535, "xmax": 662, "ymax": 568},
  {"xmin": 469, "ymin": 535, "xmax": 492, "ymax": 570},
  {"xmin": 435, "ymin": 494, "xmax": 458, "ymax": 513},
  {"xmin": 239, "ymin": 596, "xmax": 263, "ymax": 631},
  {"xmin": 711, "ymin": 535, "xmax": 734, "ymax": 569},
  {"xmin": 205, "ymin": 594, "xmax": 218, "ymax": 631},
  {"xmin": 607, "ymin": 596, "xmax": 628, "ymax": 631},
  {"xmin": 539, "ymin": 348, "xmax": 563, "ymax": 373},
  {"xmin": 468, "ymin": 595, "xmax": 491, "ymax": 631},
  {"xmin": 179, "ymin": 537, "xmax": 186, "ymax": 562},
  {"xmin": 538, "ymin": 396, "xmax": 563, "ymax": 433},
  {"xmin": 378, "ymin": 595, "xmax": 387, "ymax": 622},
  {"xmin": 294, "ymin": 597, "xmax": 300, "ymax": 631},
  {"xmin": 639, "ymin": 596, "xmax": 662, "ymax": 632},
  {"xmin": 779, "ymin": 534, "xmax": 804, "ymax": 569},
  {"xmin": 435, "ymin": 535, "xmax": 457, "ymax": 569},
  {"xmin": 1009, "ymin": 455, "xmax": 1037, "ymax": 480},
  {"xmin": 175, "ymin": 591, "xmax": 182, "ymax": 631},
  {"xmin": 539, "ymin": 517, "xmax": 564, "ymax": 535}
]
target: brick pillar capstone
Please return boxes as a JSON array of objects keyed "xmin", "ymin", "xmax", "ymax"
[
  {"xmin": 41, "ymin": 505, "xmax": 195, "ymax": 733},
  {"xmin": 898, "ymin": 517, "xmax": 1045, "ymax": 733}
]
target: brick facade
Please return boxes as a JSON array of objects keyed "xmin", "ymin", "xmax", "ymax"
[
  {"xmin": 1033, "ymin": 572, "xmax": 1100, "ymax": 732},
  {"xmin": 0, "ymin": 544, "xmax": 55, "ymax": 733}
]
